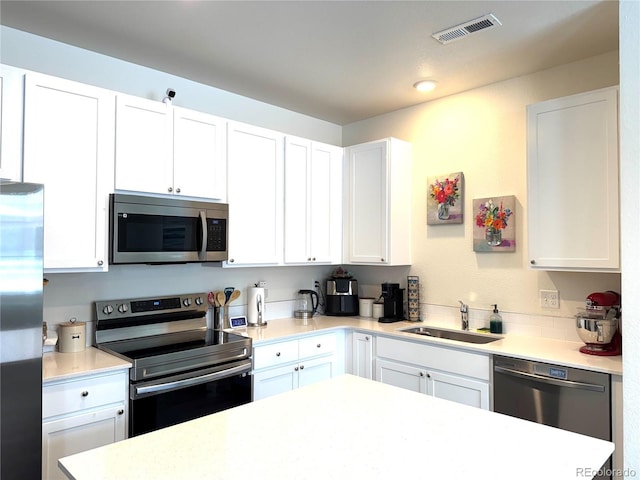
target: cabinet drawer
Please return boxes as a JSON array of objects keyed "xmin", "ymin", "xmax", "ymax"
[
  {"xmin": 253, "ymin": 340, "xmax": 299, "ymax": 370},
  {"xmin": 43, "ymin": 372, "xmax": 127, "ymax": 419},
  {"xmin": 299, "ymin": 333, "xmax": 337, "ymax": 359}
]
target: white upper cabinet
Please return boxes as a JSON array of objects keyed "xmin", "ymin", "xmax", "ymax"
[
  {"xmin": 225, "ymin": 122, "xmax": 284, "ymax": 266},
  {"xmin": 115, "ymin": 95, "xmax": 226, "ymax": 201},
  {"xmin": 23, "ymin": 73, "xmax": 115, "ymax": 272},
  {"xmin": 527, "ymin": 87, "xmax": 619, "ymax": 272},
  {"xmin": 284, "ymin": 136, "xmax": 342, "ymax": 264},
  {"xmin": 173, "ymin": 106, "xmax": 226, "ymax": 201},
  {"xmin": 343, "ymin": 138, "xmax": 411, "ymax": 265},
  {"xmin": 0, "ymin": 64, "xmax": 25, "ymax": 181}
]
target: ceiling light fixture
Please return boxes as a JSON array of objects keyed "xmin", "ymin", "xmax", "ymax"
[{"xmin": 413, "ymin": 80, "xmax": 438, "ymax": 92}]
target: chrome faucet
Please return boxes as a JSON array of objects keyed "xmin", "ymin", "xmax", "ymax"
[{"xmin": 458, "ymin": 301, "xmax": 469, "ymax": 331}]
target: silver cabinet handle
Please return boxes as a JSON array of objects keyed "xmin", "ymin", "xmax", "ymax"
[
  {"xmin": 365, "ymin": 336, "xmax": 369, "ymax": 341},
  {"xmin": 294, "ymin": 366, "xmax": 299, "ymax": 371},
  {"xmin": 299, "ymin": 365, "xmax": 304, "ymax": 370},
  {"xmin": 81, "ymin": 391, "xmax": 89, "ymax": 397},
  {"xmin": 229, "ymin": 259, "xmax": 235, "ymax": 263},
  {"xmin": 317, "ymin": 343, "xmax": 321, "ymax": 348},
  {"xmin": 176, "ymin": 188, "xmax": 181, "ymax": 193},
  {"xmin": 168, "ymin": 187, "xmax": 173, "ymax": 192},
  {"xmin": 530, "ymin": 260, "xmax": 536, "ymax": 265},
  {"xmin": 118, "ymin": 409, "xmax": 124, "ymax": 415},
  {"xmin": 276, "ymin": 352, "xmax": 281, "ymax": 357},
  {"xmin": 97, "ymin": 260, "xmax": 104, "ymax": 266}
]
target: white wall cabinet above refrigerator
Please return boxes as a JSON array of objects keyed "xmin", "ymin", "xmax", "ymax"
[
  {"xmin": 115, "ymin": 94, "xmax": 226, "ymax": 201},
  {"xmin": 23, "ymin": 73, "xmax": 114, "ymax": 272},
  {"xmin": 283, "ymin": 136, "xmax": 342, "ymax": 265},
  {"xmin": 0, "ymin": 64, "xmax": 25, "ymax": 182},
  {"xmin": 527, "ymin": 86, "xmax": 619, "ymax": 272},
  {"xmin": 343, "ymin": 137, "xmax": 412, "ymax": 265}
]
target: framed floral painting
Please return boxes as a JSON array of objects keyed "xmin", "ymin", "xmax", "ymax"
[
  {"xmin": 473, "ymin": 195, "xmax": 516, "ymax": 252},
  {"xmin": 427, "ymin": 172, "xmax": 464, "ymax": 225}
]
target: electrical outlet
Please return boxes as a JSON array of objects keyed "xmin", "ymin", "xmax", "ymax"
[
  {"xmin": 313, "ymin": 280, "xmax": 321, "ymax": 290},
  {"xmin": 258, "ymin": 281, "xmax": 266, "ymax": 288},
  {"xmin": 540, "ymin": 290, "xmax": 560, "ymax": 309}
]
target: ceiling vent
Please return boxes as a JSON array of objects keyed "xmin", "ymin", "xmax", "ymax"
[{"xmin": 431, "ymin": 14, "xmax": 502, "ymax": 45}]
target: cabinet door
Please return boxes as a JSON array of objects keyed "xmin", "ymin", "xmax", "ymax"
[
  {"xmin": 23, "ymin": 73, "xmax": 114, "ymax": 272},
  {"xmin": 428, "ymin": 370, "xmax": 490, "ymax": 410},
  {"xmin": 309, "ymin": 142, "xmax": 342, "ymax": 263},
  {"xmin": 252, "ymin": 363, "xmax": 297, "ymax": 401},
  {"xmin": 374, "ymin": 358, "xmax": 428, "ymax": 394},
  {"xmin": 351, "ymin": 332, "xmax": 373, "ymax": 380},
  {"xmin": 226, "ymin": 122, "xmax": 284, "ymax": 265},
  {"xmin": 173, "ymin": 107, "xmax": 226, "ymax": 200},
  {"xmin": 283, "ymin": 136, "xmax": 310, "ymax": 263},
  {"xmin": 283, "ymin": 137, "xmax": 342, "ymax": 264},
  {"xmin": 42, "ymin": 406, "xmax": 125, "ymax": 480},
  {"xmin": 527, "ymin": 87, "xmax": 619, "ymax": 271},
  {"xmin": 0, "ymin": 64, "xmax": 24, "ymax": 181},
  {"xmin": 298, "ymin": 355, "xmax": 337, "ymax": 388},
  {"xmin": 345, "ymin": 140, "xmax": 388, "ymax": 263},
  {"xmin": 115, "ymin": 94, "xmax": 173, "ymax": 195}
]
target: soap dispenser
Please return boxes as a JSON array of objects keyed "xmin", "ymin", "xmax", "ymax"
[{"xmin": 490, "ymin": 304, "xmax": 503, "ymax": 334}]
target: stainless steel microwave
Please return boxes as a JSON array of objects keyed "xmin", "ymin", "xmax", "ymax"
[{"xmin": 109, "ymin": 194, "xmax": 228, "ymax": 264}]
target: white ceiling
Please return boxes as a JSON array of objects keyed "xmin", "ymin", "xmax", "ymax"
[{"xmin": 0, "ymin": 0, "xmax": 619, "ymax": 125}]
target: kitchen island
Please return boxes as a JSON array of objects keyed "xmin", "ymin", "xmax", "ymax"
[{"xmin": 59, "ymin": 374, "xmax": 613, "ymax": 480}]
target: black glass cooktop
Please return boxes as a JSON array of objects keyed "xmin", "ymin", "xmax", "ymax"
[{"xmin": 103, "ymin": 329, "xmax": 247, "ymax": 360}]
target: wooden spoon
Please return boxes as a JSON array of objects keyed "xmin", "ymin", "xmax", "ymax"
[
  {"xmin": 226, "ymin": 289, "xmax": 241, "ymax": 305},
  {"xmin": 216, "ymin": 291, "xmax": 226, "ymax": 308}
]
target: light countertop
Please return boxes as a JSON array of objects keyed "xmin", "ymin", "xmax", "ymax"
[
  {"xmin": 43, "ymin": 347, "xmax": 131, "ymax": 383},
  {"xmin": 59, "ymin": 374, "xmax": 614, "ymax": 480},
  {"xmin": 235, "ymin": 315, "xmax": 623, "ymax": 375}
]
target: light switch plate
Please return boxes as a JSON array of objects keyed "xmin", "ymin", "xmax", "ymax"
[{"xmin": 540, "ymin": 290, "xmax": 559, "ymax": 309}]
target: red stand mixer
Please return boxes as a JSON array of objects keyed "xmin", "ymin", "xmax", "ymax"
[{"xmin": 575, "ymin": 291, "xmax": 621, "ymax": 356}]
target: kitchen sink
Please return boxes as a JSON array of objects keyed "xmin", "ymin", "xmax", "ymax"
[{"xmin": 399, "ymin": 326, "xmax": 502, "ymax": 344}]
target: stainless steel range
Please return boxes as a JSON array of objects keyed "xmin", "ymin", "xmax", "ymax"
[{"xmin": 95, "ymin": 292, "xmax": 252, "ymax": 437}]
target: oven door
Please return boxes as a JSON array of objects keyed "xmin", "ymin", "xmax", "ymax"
[
  {"xmin": 110, "ymin": 194, "xmax": 228, "ymax": 264},
  {"xmin": 129, "ymin": 359, "xmax": 252, "ymax": 437}
]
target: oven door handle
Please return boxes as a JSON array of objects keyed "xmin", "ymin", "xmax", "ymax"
[
  {"xmin": 198, "ymin": 210, "xmax": 208, "ymax": 261},
  {"xmin": 494, "ymin": 365, "xmax": 605, "ymax": 392},
  {"xmin": 134, "ymin": 360, "xmax": 252, "ymax": 397}
]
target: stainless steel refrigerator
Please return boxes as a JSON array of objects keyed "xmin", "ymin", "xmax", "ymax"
[{"xmin": 0, "ymin": 181, "xmax": 44, "ymax": 479}]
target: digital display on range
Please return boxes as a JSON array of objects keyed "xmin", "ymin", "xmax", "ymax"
[{"xmin": 131, "ymin": 297, "xmax": 182, "ymax": 313}]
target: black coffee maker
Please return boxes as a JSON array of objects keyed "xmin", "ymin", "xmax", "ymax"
[{"xmin": 379, "ymin": 283, "xmax": 405, "ymax": 323}]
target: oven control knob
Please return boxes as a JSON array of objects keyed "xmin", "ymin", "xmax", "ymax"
[
  {"xmin": 118, "ymin": 304, "xmax": 129, "ymax": 314},
  {"xmin": 195, "ymin": 297, "xmax": 203, "ymax": 306},
  {"xmin": 183, "ymin": 298, "xmax": 192, "ymax": 307},
  {"xmin": 102, "ymin": 305, "xmax": 114, "ymax": 315}
]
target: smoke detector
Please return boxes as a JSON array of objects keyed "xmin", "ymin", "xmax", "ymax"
[{"xmin": 432, "ymin": 14, "xmax": 502, "ymax": 45}]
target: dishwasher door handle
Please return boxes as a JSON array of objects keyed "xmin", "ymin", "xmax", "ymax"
[{"xmin": 494, "ymin": 365, "xmax": 606, "ymax": 392}]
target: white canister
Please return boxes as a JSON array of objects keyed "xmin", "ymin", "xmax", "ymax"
[
  {"xmin": 58, "ymin": 320, "xmax": 86, "ymax": 353},
  {"xmin": 372, "ymin": 302, "xmax": 384, "ymax": 319},
  {"xmin": 359, "ymin": 297, "xmax": 374, "ymax": 317}
]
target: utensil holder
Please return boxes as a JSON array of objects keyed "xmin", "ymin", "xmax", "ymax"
[
  {"xmin": 213, "ymin": 306, "xmax": 228, "ymax": 330},
  {"xmin": 407, "ymin": 276, "xmax": 420, "ymax": 322}
]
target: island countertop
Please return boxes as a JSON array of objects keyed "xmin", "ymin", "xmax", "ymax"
[{"xmin": 59, "ymin": 374, "xmax": 613, "ymax": 480}]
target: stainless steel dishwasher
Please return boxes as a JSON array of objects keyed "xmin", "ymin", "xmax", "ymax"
[{"xmin": 493, "ymin": 355, "xmax": 611, "ymax": 478}]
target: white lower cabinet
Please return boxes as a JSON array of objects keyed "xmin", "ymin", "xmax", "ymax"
[
  {"xmin": 42, "ymin": 371, "xmax": 128, "ymax": 480},
  {"xmin": 252, "ymin": 332, "xmax": 344, "ymax": 401},
  {"xmin": 350, "ymin": 331, "xmax": 374, "ymax": 380},
  {"xmin": 374, "ymin": 336, "xmax": 490, "ymax": 410}
]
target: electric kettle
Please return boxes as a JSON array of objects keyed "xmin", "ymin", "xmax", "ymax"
[{"xmin": 294, "ymin": 289, "xmax": 319, "ymax": 319}]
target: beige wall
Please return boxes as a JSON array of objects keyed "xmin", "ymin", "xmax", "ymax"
[{"xmin": 343, "ymin": 51, "xmax": 621, "ymax": 319}]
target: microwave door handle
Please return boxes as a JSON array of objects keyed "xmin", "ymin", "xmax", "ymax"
[{"xmin": 199, "ymin": 210, "xmax": 208, "ymax": 260}]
